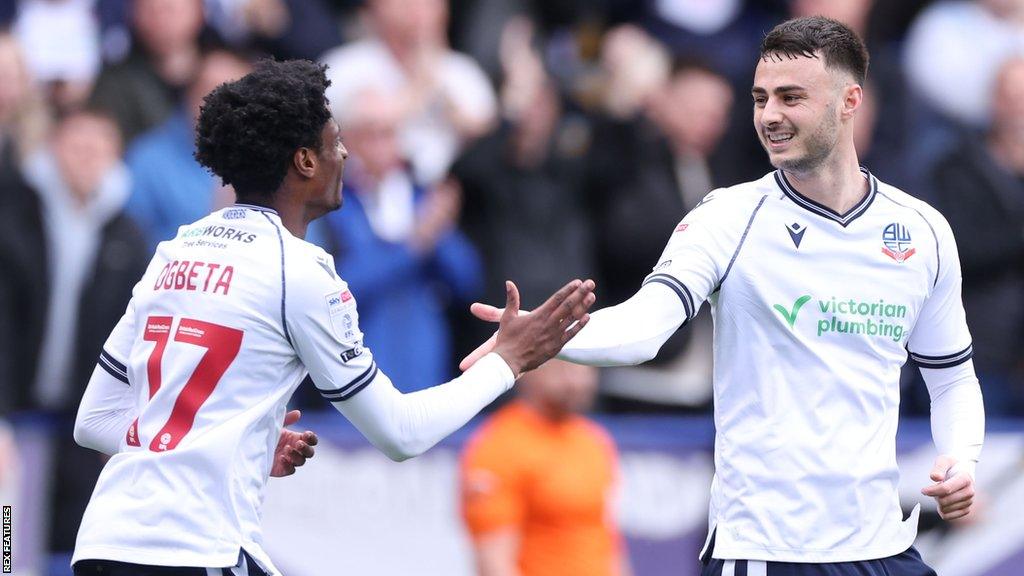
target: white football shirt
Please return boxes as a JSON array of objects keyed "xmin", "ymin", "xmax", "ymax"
[
  {"xmin": 647, "ymin": 169, "xmax": 973, "ymax": 562},
  {"xmin": 73, "ymin": 204, "xmax": 384, "ymax": 572}
]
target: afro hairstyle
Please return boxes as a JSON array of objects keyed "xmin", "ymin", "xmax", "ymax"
[{"xmin": 194, "ymin": 58, "xmax": 333, "ymax": 202}]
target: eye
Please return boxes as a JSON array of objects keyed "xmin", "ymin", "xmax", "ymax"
[
  {"xmin": 783, "ymin": 95, "xmax": 802, "ymax": 104},
  {"xmin": 753, "ymin": 96, "xmax": 767, "ymax": 107}
]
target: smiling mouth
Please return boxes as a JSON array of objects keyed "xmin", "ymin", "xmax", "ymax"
[{"xmin": 766, "ymin": 132, "xmax": 794, "ymax": 143}]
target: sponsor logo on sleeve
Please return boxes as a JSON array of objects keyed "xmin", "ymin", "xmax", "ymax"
[
  {"xmin": 326, "ymin": 290, "xmax": 354, "ymax": 315},
  {"xmin": 327, "ymin": 290, "xmax": 358, "ymax": 340},
  {"xmin": 340, "ymin": 346, "xmax": 364, "ymax": 363}
]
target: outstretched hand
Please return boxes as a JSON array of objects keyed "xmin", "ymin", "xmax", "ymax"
[
  {"xmin": 472, "ymin": 279, "xmax": 596, "ymax": 374},
  {"xmin": 271, "ymin": 410, "xmax": 319, "ymax": 478},
  {"xmin": 920, "ymin": 455, "xmax": 975, "ymax": 521}
]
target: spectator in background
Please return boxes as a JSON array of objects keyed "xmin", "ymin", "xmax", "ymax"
[
  {"xmin": 0, "ymin": 31, "xmax": 50, "ymax": 165},
  {"xmin": 461, "ymin": 359, "xmax": 628, "ymax": 576},
  {"xmin": 449, "ymin": 17, "xmax": 595, "ymax": 358},
  {"xmin": 591, "ymin": 24, "xmax": 671, "ymax": 123},
  {"xmin": 904, "ymin": 0, "xmax": 1024, "ymax": 130},
  {"xmin": 586, "ymin": 49, "xmax": 733, "ymax": 410},
  {"xmin": 19, "ymin": 107, "xmax": 149, "ymax": 554},
  {"xmin": 0, "ymin": 32, "xmax": 51, "ymax": 416},
  {"xmin": 89, "ymin": 0, "xmax": 206, "ymax": 144},
  {"xmin": 125, "ymin": 49, "xmax": 252, "ymax": 250},
  {"xmin": 321, "ymin": 0, "xmax": 497, "ymax": 184},
  {"xmin": 206, "ymin": 0, "xmax": 342, "ymax": 61},
  {"xmin": 929, "ymin": 56, "xmax": 1024, "ymax": 416},
  {"xmin": 12, "ymin": 0, "xmax": 101, "ymax": 111},
  {"xmin": 324, "ymin": 88, "xmax": 482, "ymax": 393}
]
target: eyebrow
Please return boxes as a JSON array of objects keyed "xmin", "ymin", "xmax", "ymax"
[{"xmin": 751, "ymin": 85, "xmax": 807, "ymax": 95}]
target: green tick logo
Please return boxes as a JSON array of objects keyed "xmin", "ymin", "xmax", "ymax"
[{"xmin": 773, "ymin": 295, "xmax": 811, "ymax": 328}]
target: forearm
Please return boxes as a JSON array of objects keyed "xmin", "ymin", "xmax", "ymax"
[
  {"xmin": 74, "ymin": 365, "xmax": 137, "ymax": 455},
  {"xmin": 333, "ymin": 353, "xmax": 514, "ymax": 461},
  {"xmin": 558, "ymin": 283, "xmax": 688, "ymax": 366},
  {"xmin": 922, "ymin": 359, "xmax": 985, "ymax": 477}
]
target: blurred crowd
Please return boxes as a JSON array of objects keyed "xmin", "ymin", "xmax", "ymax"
[{"xmin": 2, "ymin": 0, "xmax": 1024, "ymax": 567}]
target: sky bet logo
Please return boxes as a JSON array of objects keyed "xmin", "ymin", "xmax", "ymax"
[{"xmin": 773, "ymin": 295, "xmax": 909, "ymax": 342}]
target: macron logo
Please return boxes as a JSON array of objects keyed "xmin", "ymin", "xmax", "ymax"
[{"xmin": 786, "ymin": 222, "xmax": 806, "ymax": 249}]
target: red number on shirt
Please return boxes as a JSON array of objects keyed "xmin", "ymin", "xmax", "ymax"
[
  {"xmin": 128, "ymin": 316, "xmax": 244, "ymax": 452},
  {"xmin": 126, "ymin": 316, "xmax": 174, "ymax": 446}
]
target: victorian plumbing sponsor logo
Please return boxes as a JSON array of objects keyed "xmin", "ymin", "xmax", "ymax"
[{"xmin": 773, "ymin": 295, "xmax": 909, "ymax": 342}]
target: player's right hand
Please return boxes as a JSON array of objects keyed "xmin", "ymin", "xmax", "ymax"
[
  {"xmin": 272, "ymin": 410, "xmax": 318, "ymax": 478},
  {"xmin": 488, "ymin": 279, "xmax": 596, "ymax": 375}
]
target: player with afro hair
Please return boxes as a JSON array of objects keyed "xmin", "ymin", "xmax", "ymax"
[{"xmin": 194, "ymin": 58, "xmax": 345, "ymax": 227}]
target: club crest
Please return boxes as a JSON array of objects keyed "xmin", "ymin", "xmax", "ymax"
[{"xmin": 881, "ymin": 223, "xmax": 915, "ymax": 263}]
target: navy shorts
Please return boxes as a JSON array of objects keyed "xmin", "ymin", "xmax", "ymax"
[
  {"xmin": 701, "ymin": 546, "xmax": 937, "ymax": 576},
  {"xmin": 73, "ymin": 549, "xmax": 269, "ymax": 576}
]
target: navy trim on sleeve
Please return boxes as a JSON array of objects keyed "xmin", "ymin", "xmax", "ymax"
[
  {"xmin": 910, "ymin": 344, "xmax": 974, "ymax": 369},
  {"xmin": 98, "ymin": 349, "xmax": 129, "ymax": 384},
  {"xmin": 643, "ymin": 274, "xmax": 695, "ymax": 320},
  {"xmin": 316, "ymin": 361, "xmax": 379, "ymax": 401}
]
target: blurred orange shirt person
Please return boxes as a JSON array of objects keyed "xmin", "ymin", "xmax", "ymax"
[{"xmin": 460, "ymin": 360, "xmax": 628, "ymax": 576}]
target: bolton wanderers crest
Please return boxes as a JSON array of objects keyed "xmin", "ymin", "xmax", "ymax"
[{"xmin": 881, "ymin": 222, "xmax": 915, "ymax": 263}]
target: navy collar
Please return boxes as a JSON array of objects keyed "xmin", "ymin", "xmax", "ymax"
[
  {"xmin": 774, "ymin": 167, "xmax": 876, "ymax": 227},
  {"xmin": 233, "ymin": 203, "xmax": 279, "ymax": 216}
]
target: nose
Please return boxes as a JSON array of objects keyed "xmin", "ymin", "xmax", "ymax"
[
  {"xmin": 760, "ymin": 97, "xmax": 784, "ymax": 128},
  {"xmin": 339, "ymin": 141, "xmax": 349, "ymax": 160}
]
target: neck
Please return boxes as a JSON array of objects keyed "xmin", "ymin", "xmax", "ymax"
[
  {"xmin": 242, "ymin": 196, "xmax": 311, "ymax": 239},
  {"xmin": 782, "ymin": 152, "xmax": 866, "ymax": 214}
]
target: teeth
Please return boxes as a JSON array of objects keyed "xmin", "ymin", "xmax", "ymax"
[{"xmin": 768, "ymin": 133, "xmax": 793, "ymax": 142}]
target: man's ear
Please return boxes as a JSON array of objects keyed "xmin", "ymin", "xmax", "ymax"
[
  {"xmin": 841, "ymin": 83, "xmax": 863, "ymax": 120},
  {"xmin": 293, "ymin": 147, "xmax": 318, "ymax": 179}
]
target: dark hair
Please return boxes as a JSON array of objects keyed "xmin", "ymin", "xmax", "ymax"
[
  {"xmin": 194, "ymin": 58, "xmax": 332, "ymax": 201},
  {"xmin": 760, "ymin": 16, "xmax": 868, "ymax": 85}
]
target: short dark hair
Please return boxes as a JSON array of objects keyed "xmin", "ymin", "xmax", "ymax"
[
  {"xmin": 760, "ymin": 16, "xmax": 868, "ymax": 85},
  {"xmin": 194, "ymin": 58, "xmax": 332, "ymax": 201}
]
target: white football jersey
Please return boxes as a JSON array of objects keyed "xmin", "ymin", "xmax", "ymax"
[
  {"xmin": 648, "ymin": 169, "xmax": 973, "ymax": 562},
  {"xmin": 73, "ymin": 205, "xmax": 379, "ymax": 573}
]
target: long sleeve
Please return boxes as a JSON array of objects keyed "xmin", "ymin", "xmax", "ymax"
[
  {"xmin": 920, "ymin": 360, "xmax": 985, "ymax": 478},
  {"xmin": 74, "ymin": 364, "xmax": 137, "ymax": 455},
  {"xmin": 331, "ymin": 353, "xmax": 514, "ymax": 461},
  {"xmin": 287, "ymin": 248, "xmax": 514, "ymax": 461},
  {"xmin": 558, "ymin": 283, "xmax": 688, "ymax": 366},
  {"xmin": 906, "ymin": 202, "xmax": 985, "ymax": 478},
  {"xmin": 73, "ymin": 288, "xmax": 141, "ymax": 455}
]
